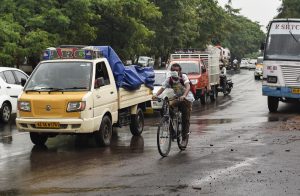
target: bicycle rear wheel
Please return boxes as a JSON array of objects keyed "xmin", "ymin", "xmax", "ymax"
[
  {"xmin": 157, "ymin": 116, "xmax": 171, "ymax": 157},
  {"xmin": 177, "ymin": 112, "xmax": 188, "ymax": 150}
]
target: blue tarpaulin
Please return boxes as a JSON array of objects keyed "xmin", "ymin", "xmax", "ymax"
[{"xmin": 94, "ymin": 46, "xmax": 154, "ymax": 90}]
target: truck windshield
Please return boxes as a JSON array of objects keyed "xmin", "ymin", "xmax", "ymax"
[
  {"xmin": 25, "ymin": 62, "xmax": 92, "ymax": 91},
  {"xmin": 178, "ymin": 62, "xmax": 200, "ymax": 74},
  {"xmin": 265, "ymin": 21, "xmax": 300, "ymax": 61}
]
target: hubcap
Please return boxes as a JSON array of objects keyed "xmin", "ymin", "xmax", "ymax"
[{"xmin": 2, "ymin": 106, "xmax": 10, "ymax": 121}]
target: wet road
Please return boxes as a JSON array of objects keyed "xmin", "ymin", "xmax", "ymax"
[{"xmin": 0, "ymin": 69, "xmax": 300, "ymax": 196}]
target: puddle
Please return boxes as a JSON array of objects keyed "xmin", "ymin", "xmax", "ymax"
[
  {"xmin": 191, "ymin": 116, "xmax": 290, "ymax": 126},
  {"xmin": 268, "ymin": 116, "xmax": 288, "ymax": 122},
  {"xmin": 191, "ymin": 118, "xmax": 234, "ymax": 125}
]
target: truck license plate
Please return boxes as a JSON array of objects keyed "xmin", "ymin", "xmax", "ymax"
[
  {"xmin": 292, "ymin": 88, "xmax": 300, "ymax": 94},
  {"xmin": 35, "ymin": 122, "xmax": 60, "ymax": 129}
]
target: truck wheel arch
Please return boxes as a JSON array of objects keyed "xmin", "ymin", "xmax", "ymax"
[
  {"xmin": 94, "ymin": 115, "xmax": 113, "ymax": 147},
  {"xmin": 95, "ymin": 111, "xmax": 112, "ymax": 131}
]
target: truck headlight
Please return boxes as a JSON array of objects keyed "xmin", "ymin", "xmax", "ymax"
[
  {"xmin": 18, "ymin": 101, "xmax": 31, "ymax": 112},
  {"xmin": 67, "ymin": 101, "xmax": 86, "ymax": 112},
  {"xmin": 190, "ymin": 79, "xmax": 198, "ymax": 85}
]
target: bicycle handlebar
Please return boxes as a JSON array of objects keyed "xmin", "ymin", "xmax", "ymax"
[{"xmin": 152, "ymin": 96, "xmax": 179, "ymax": 102}]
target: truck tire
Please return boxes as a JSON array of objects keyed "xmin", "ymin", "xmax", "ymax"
[
  {"xmin": 268, "ymin": 96, "xmax": 279, "ymax": 113},
  {"xmin": 210, "ymin": 86, "xmax": 216, "ymax": 102},
  {"xmin": 30, "ymin": 132, "xmax": 48, "ymax": 146},
  {"xmin": 0, "ymin": 102, "xmax": 12, "ymax": 123},
  {"xmin": 130, "ymin": 108, "xmax": 144, "ymax": 136},
  {"xmin": 94, "ymin": 115, "xmax": 112, "ymax": 147},
  {"xmin": 200, "ymin": 91, "xmax": 207, "ymax": 105}
]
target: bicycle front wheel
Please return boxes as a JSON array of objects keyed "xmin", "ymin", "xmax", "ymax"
[
  {"xmin": 157, "ymin": 116, "xmax": 171, "ymax": 157},
  {"xmin": 177, "ymin": 112, "xmax": 188, "ymax": 150}
]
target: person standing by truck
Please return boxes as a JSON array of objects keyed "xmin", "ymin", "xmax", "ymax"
[{"xmin": 153, "ymin": 63, "xmax": 194, "ymax": 143}]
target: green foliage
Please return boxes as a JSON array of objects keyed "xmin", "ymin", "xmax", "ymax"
[
  {"xmin": 0, "ymin": 0, "xmax": 266, "ymax": 68},
  {"xmin": 277, "ymin": 0, "xmax": 300, "ymax": 18},
  {"xmin": 92, "ymin": 0, "xmax": 161, "ymax": 60},
  {"xmin": 222, "ymin": 16, "xmax": 265, "ymax": 60}
]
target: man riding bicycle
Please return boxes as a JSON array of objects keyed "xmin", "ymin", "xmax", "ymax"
[{"xmin": 153, "ymin": 63, "xmax": 195, "ymax": 143}]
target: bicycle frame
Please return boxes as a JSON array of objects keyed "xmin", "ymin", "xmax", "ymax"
[
  {"xmin": 156, "ymin": 97, "xmax": 187, "ymax": 157},
  {"xmin": 162, "ymin": 98, "xmax": 180, "ymax": 136}
]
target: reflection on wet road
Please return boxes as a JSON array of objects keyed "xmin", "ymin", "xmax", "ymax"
[{"xmin": 0, "ymin": 69, "xmax": 300, "ymax": 195}]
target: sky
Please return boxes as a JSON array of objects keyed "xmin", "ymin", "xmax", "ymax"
[{"xmin": 217, "ymin": 0, "xmax": 282, "ymax": 32}]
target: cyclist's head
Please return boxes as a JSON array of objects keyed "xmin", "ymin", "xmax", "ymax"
[{"xmin": 171, "ymin": 63, "xmax": 181, "ymax": 73}]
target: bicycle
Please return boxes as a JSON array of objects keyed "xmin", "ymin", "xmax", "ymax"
[{"xmin": 156, "ymin": 97, "xmax": 189, "ymax": 157}]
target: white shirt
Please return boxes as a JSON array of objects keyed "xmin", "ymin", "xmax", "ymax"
[{"xmin": 162, "ymin": 74, "xmax": 195, "ymax": 102}]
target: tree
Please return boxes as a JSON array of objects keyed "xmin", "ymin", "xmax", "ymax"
[
  {"xmin": 277, "ymin": 0, "xmax": 300, "ymax": 18},
  {"xmin": 91, "ymin": 0, "xmax": 161, "ymax": 60}
]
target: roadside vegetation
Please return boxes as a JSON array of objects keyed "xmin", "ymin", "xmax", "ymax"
[{"xmin": 1, "ymin": 0, "xmax": 289, "ymax": 69}]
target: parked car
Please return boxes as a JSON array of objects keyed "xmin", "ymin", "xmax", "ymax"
[
  {"xmin": 240, "ymin": 58, "xmax": 249, "ymax": 69},
  {"xmin": 151, "ymin": 70, "xmax": 174, "ymax": 111},
  {"xmin": 137, "ymin": 56, "xmax": 154, "ymax": 67},
  {"xmin": 248, "ymin": 59, "xmax": 257, "ymax": 69},
  {"xmin": 0, "ymin": 67, "xmax": 29, "ymax": 123}
]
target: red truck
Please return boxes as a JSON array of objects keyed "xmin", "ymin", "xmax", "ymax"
[{"xmin": 168, "ymin": 49, "xmax": 220, "ymax": 104}]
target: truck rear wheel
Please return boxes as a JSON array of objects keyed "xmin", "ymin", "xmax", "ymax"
[
  {"xmin": 200, "ymin": 90, "xmax": 207, "ymax": 105},
  {"xmin": 210, "ymin": 87, "xmax": 217, "ymax": 102},
  {"xmin": 268, "ymin": 96, "xmax": 279, "ymax": 113},
  {"xmin": 130, "ymin": 108, "xmax": 144, "ymax": 136},
  {"xmin": 30, "ymin": 132, "xmax": 48, "ymax": 146},
  {"xmin": 94, "ymin": 115, "xmax": 112, "ymax": 147}
]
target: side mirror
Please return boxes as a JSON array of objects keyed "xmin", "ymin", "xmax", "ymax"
[
  {"xmin": 21, "ymin": 78, "xmax": 27, "ymax": 87},
  {"xmin": 94, "ymin": 77, "xmax": 105, "ymax": 88},
  {"xmin": 202, "ymin": 67, "xmax": 206, "ymax": 73},
  {"xmin": 260, "ymin": 42, "xmax": 265, "ymax": 51}
]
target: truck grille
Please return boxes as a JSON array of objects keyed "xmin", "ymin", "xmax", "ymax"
[{"xmin": 281, "ymin": 65, "xmax": 300, "ymax": 87}]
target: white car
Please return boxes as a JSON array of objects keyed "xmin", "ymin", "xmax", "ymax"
[
  {"xmin": 137, "ymin": 56, "xmax": 154, "ymax": 67},
  {"xmin": 151, "ymin": 70, "xmax": 174, "ymax": 110},
  {"xmin": 248, "ymin": 59, "xmax": 257, "ymax": 69},
  {"xmin": 0, "ymin": 67, "xmax": 29, "ymax": 123},
  {"xmin": 240, "ymin": 58, "xmax": 249, "ymax": 69}
]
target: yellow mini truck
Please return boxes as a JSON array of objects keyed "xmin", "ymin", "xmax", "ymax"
[{"xmin": 16, "ymin": 46, "xmax": 152, "ymax": 146}]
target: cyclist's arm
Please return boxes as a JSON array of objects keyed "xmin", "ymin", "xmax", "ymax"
[
  {"xmin": 181, "ymin": 74, "xmax": 191, "ymax": 100},
  {"xmin": 155, "ymin": 77, "xmax": 169, "ymax": 97},
  {"xmin": 183, "ymin": 82, "xmax": 190, "ymax": 97},
  {"xmin": 155, "ymin": 87, "xmax": 165, "ymax": 97}
]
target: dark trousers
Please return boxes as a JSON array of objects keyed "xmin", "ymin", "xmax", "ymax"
[{"xmin": 170, "ymin": 99, "xmax": 192, "ymax": 136}]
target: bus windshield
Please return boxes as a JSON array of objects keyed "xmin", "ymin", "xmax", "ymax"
[{"xmin": 265, "ymin": 21, "xmax": 300, "ymax": 61}]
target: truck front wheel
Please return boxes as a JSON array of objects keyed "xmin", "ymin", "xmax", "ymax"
[
  {"xmin": 30, "ymin": 132, "xmax": 48, "ymax": 146},
  {"xmin": 94, "ymin": 115, "xmax": 112, "ymax": 147},
  {"xmin": 268, "ymin": 96, "xmax": 279, "ymax": 113},
  {"xmin": 130, "ymin": 108, "xmax": 144, "ymax": 136}
]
